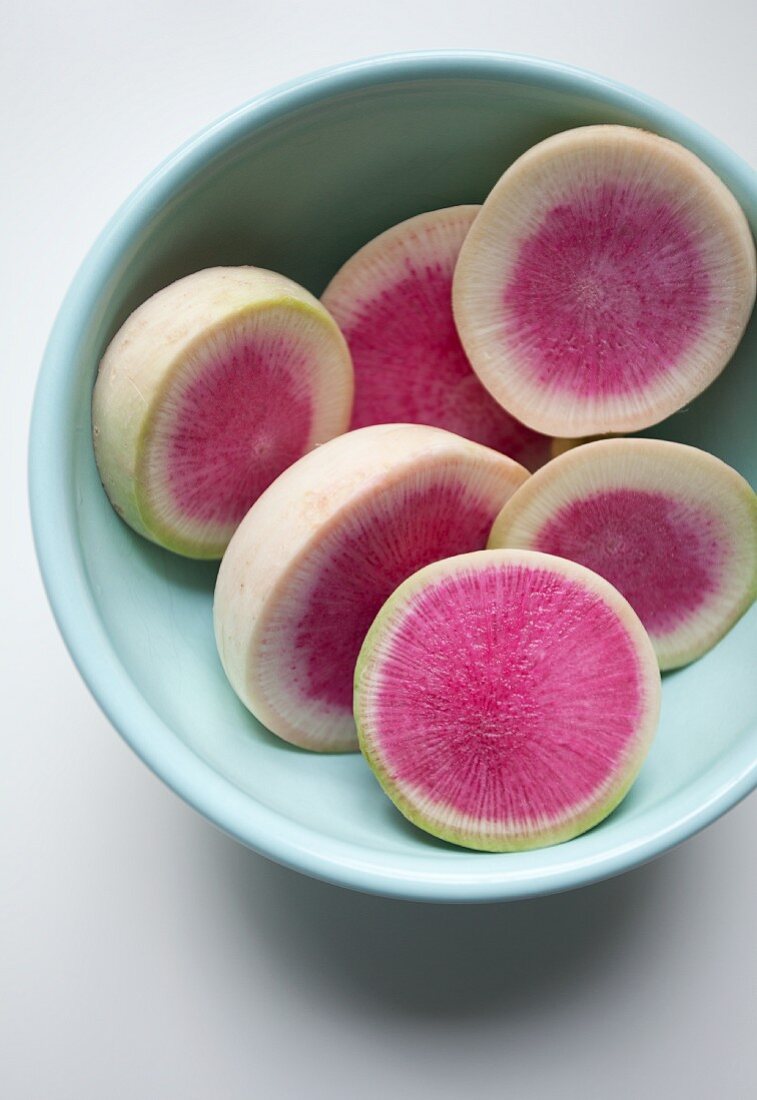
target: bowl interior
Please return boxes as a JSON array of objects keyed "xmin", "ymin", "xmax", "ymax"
[{"xmin": 38, "ymin": 58, "xmax": 757, "ymax": 899}]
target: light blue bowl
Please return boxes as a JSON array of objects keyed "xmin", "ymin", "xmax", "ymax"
[{"xmin": 29, "ymin": 53, "xmax": 756, "ymax": 902}]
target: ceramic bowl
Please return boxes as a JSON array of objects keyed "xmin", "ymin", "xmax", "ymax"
[{"xmin": 29, "ymin": 53, "xmax": 756, "ymax": 901}]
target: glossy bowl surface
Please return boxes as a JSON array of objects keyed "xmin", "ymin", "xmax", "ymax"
[{"xmin": 29, "ymin": 53, "xmax": 757, "ymax": 901}]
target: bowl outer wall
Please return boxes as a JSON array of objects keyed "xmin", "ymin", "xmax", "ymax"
[{"xmin": 29, "ymin": 52, "xmax": 757, "ymax": 902}]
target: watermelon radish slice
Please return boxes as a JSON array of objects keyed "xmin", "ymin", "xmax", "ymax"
[
  {"xmin": 92, "ymin": 267, "xmax": 353, "ymax": 559},
  {"xmin": 322, "ymin": 207, "xmax": 551, "ymax": 470},
  {"xmin": 214, "ymin": 424, "xmax": 529, "ymax": 751},
  {"xmin": 355, "ymin": 548, "xmax": 661, "ymax": 851},
  {"xmin": 489, "ymin": 439, "xmax": 757, "ymax": 669},
  {"xmin": 453, "ymin": 126, "xmax": 756, "ymax": 437}
]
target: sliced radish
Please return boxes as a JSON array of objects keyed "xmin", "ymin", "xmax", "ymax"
[
  {"xmin": 92, "ymin": 267, "xmax": 353, "ymax": 559},
  {"xmin": 489, "ymin": 438, "xmax": 757, "ymax": 669},
  {"xmin": 322, "ymin": 207, "xmax": 551, "ymax": 470},
  {"xmin": 214, "ymin": 425, "xmax": 529, "ymax": 751},
  {"xmin": 355, "ymin": 548, "xmax": 660, "ymax": 851},
  {"xmin": 453, "ymin": 126, "xmax": 756, "ymax": 437}
]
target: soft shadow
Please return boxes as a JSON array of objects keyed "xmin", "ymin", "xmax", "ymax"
[
  {"xmin": 382, "ymin": 801, "xmax": 470, "ymax": 851},
  {"xmin": 201, "ymin": 825, "xmax": 674, "ymax": 1021},
  {"xmin": 127, "ymin": 532, "xmax": 220, "ymax": 594}
]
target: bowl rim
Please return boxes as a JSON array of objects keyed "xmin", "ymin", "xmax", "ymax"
[{"xmin": 29, "ymin": 50, "xmax": 757, "ymax": 902}]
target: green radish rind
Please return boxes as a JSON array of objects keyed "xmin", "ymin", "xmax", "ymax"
[
  {"xmin": 354, "ymin": 548, "xmax": 662, "ymax": 853},
  {"xmin": 92, "ymin": 266, "xmax": 353, "ymax": 559}
]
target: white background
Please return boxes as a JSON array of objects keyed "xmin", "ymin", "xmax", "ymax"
[{"xmin": 2, "ymin": 2, "xmax": 756, "ymax": 1097}]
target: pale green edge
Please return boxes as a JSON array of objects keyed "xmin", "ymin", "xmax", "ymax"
[
  {"xmin": 128, "ymin": 295, "xmax": 348, "ymax": 560},
  {"xmin": 354, "ymin": 549, "xmax": 662, "ymax": 853}
]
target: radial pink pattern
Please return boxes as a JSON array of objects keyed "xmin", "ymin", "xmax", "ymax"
[
  {"xmin": 534, "ymin": 488, "xmax": 726, "ymax": 635},
  {"xmin": 290, "ymin": 483, "xmax": 494, "ymax": 711},
  {"xmin": 372, "ymin": 563, "xmax": 645, "ymax": 823},
  {"xmin": 343, "ymin": 260, "xmax": 550, "ymax": 469},
  {"xmin": 164, "ymin": 333, "xmax": 313, "ymax": 526},
  {"xmin": 504, "ymin": 182, "xmax": 711, "ymax": 398}
]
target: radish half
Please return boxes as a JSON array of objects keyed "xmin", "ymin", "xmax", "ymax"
[
  {"xmin": 489, "ymin": 439, "xmax": 757, "ymax": 669},
  {"xmin": 453, "ymin": 126, "xmax": 756, "ymax": 437},
  {"xmin": 214, "ymin": 425, "xmax": 529, "ymax": 751},
  {"xmin": 355, "ymin": 549, "xmax": 661, "ymax": 851},
  {"xmin": 322, "ymin": 207, "xmax": 551, "ymax": 470},
  {"xmin": 92, "ymin": 267, "xmax": 353, "ymax": 559}
]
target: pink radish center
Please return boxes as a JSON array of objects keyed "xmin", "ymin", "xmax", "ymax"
[
  {"xmin": 343, "ymin": 261, "xmax": 550, "ymax": 468},
  {"xmin": 371, "ymin": 563, "xmax": 645, "ymax": 824},
  {"xmin": 533, "ymin": 488, "xmax": 726, "ymax": 635},
  {"xmin": 158, "ymin": 330, "xmax": 313, "ymax": 527},
  {"xmin": 504, "ymin": 182, "xmax": 711, "ymax": 398},
  {"xmin": 286, "ymin": 480, "xmax": 495, "ymax": 712}
]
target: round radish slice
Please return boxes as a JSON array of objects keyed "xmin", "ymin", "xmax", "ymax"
[
  {"xmin": 322, "ymin": 207, "xmax": 551, "ymax": 470},
  {"xmin": 214, "ymin": 425, "xmax": 529, "ymax": 751},
  {"xmin": 92, "ymin": 267, "xmax": 353, "ymax": 559},
  {"xmin": 453, "ymin": 126, "xmax": 756, "ymax": 437},
  {"xmin": 489, "ymin": 439, "xmax": 757, "ymax": 669},
  {"xmin": 355, "ymin": 548, "xmax": 661, "ymax": 851}
]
